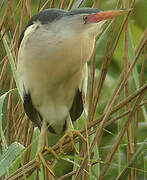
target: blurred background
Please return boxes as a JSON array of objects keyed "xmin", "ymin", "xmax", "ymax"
[{"xmin": 0, "ymin": 0, "xmax": 147, "ymax": 180}]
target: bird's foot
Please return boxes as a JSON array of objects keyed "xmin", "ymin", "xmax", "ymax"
[
  {"xmin": 35, "ymin": 152, "xmax": 54, "ymax": 176},
  {"xmin": 35, "ymin": 147, "xmax": 58, "ymax": 176},
  {"xmin": 58, "ymin": 129, "xmax": 87, "ymax": 154},
  {"xmin": 44, "ymin": 146, "xmax": 59, "ymax": 160}
]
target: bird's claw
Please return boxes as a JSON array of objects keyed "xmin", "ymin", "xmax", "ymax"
[
  {"xmin": 35, "ymin": 152, "xmax": 55, "ymax": 176},
  {"xmin": 35, "ymin": 146, "xmax": 59, "ymax": 177},
  {"xmin": 58, "ymin": 129, "xmax": 87, "ymax": 154},
  {"xmin": 44, "ymin": 146, "xmax": 59, "ymax": 160}
]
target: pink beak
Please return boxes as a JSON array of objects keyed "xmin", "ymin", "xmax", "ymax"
[{"xmin": 84, "ymin": 9, "xmax": 131, "ymax": 24}]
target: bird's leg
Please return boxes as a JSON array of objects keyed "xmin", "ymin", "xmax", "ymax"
[
  {"xmin": 35, "ymin": 119, "xmax": 58, "ymax": 176},
  {"xmin": 58, "ymin": 116, "xmax": 87, "ymax": 154}
]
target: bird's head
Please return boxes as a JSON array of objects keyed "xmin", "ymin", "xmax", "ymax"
[
  {"xmin": 19, "ymin": 8, "xmax": 130, "ymax": 49},
  {"xmin": 46, "ymin": 8, "xmax": 130, "ymax": 38}
]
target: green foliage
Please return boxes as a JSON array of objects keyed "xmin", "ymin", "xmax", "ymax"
[
  {"xmin": 0, "ymin": 142, "xmax": 25, "ymax": 178},
  {"xmin": 0, "ymin": 0, "xmax": 147, "ymax": 179}
]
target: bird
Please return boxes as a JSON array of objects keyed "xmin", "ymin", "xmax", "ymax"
[{"xmin": 17, "ymin": 7, "xmax": 129, "ymax": 175}]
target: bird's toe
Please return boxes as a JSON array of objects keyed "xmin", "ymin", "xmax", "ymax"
[
  {"xmin": 58, "ymin": 129, "xmax": 87, "ymax": 155},
  {"xmin": 35, "ymin": 152, "xmax": 55, "ymax": 176}
]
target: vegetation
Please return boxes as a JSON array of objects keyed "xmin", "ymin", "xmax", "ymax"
[{"xmin": 0, "ymin": 0, "xmax": 147, "ymax": 179}]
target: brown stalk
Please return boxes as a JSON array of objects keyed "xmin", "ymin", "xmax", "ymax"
[
  {"xmin": 90, "ymin": 0, "xmax": 123, "ymax": 123},
  {"xmin": 24, "ymin": 124, "xmax": 35, "ymax": 164},
  {"xmin": 140, "ymin": 47, "xmax": 147, "ymax": 86},
  {"xmin": 0, "ymin": 58, "xmax": 9, "ymax": 88},
  {"xmin": 5, "ymin": 94, "xmax": 147, "ymax": 180},
  {"xmin": 25, "ymin": 0, "xmax": 31, "ymax": 18},
  {"xmin": 97, "ymin": 29, "xmax": 146, "ymax": 180},
  {"xmin": 67, "ymin": 0, "xmax": 75, "ymax": 11},
  {"xmin": 6, "ymin": 78, "xmax": 14, "ymax": 145},
  {"xmin": 80, "ymin": 84, "xmax": 147, "ymax": 140},
  {"xmin": 101, "ymin": 10, "xmax": 132, "ymax": 113},
  {"xmin": 92, "ymin": 0, "xmax": 99, "ymax": 8},
  {"xmin": 23, "ymin": 119, "xmax": 30, "ymax": 146},
  {"xmin": 80, "ymin": 8, "xmax": 125, "ymax": 176},
  {"xmin": 57, "ymin": 170, "xmax": 76, "ymax": 180},
  {"xmin": 12, "ymin": 112, "xmax": 24, "ymax": 141},
  {"xmin": 50, "ymin": 0, "xmax": 55, "ymax": 8},
  {"xmin": 7, "ymin": 0, "xmax": 15, "ymax": 33},
  {"xmin": 134, "ymin": 28, "xmax": 147, "ymax": 55},
  {"xmin": 104, "ymin": 19, "xmax": 145, "ymax": 116},
  {"xmin": 88, "ymin": 45, "xmax": 96, "ymax": 122},
  {"xmin": 12, "ymin": 99, "xmax": 22, "ymax": 128},
  {"xmin": 17, "ymin": 117, "xmax": 27, "ymax": 142},
  {"xmin": 7, "ymin": 81, "xmax": 147, "ymax": 179},
  {"xmin": 57, "ymin": 159, "xmax": 105, "ymax": 180},
  {"xmin": 1, "ymin": 1, "xmax": 146, "ymax": 180},
  {"xmin": 6, "ymin": 74, "xmax": 146, "ymax": 179},
  {"xmin": 74, "ymin": 18, "xmax": 146, "ymax": 179},
  {"xmin": 40, "ymin": 0, "xmax": 50, "ymax": 11},
  {"xmin": 0, "ymin": 5, "xmax": 8, "ymax": 31},
  {"xmin": 124, "ymin": 0, "xmax": 134, "ymax": 179},
  {"xmin": 98, "ymin": 91, "xmax": 145, "ymax": 180},
  {"xmin": 83, "ymin": 46, "xmax": 97, "ymax": 179},
  {"xmin": 0, "ymin": 0, "xmax": 5, "ymax": 12},
  {"xmin": 133, "ymin": 109, "xmax": 139, "ymax": 180},
  {"xmin": 58, "ymin": 0, "xmax": 67, "ymax": 9},
  {"xmin": 37, "ymin": 0, "xmax": 42, "ymax": 11}
]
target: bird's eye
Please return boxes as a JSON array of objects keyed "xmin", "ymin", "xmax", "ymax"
[{"xmin": 83, "ymin": 16, "xmax": 88, "ymax": 24}]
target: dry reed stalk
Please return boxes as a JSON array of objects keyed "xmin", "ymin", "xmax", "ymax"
[
  {"xmin": 1, "ymin": 1, "xmax": 146, "ymax": 180},
  {"xmin": 6, "ymin": 82, "xmax": 147, "ymax": 179},
  {"xmin": 124, "ymin": 0, "xmax": 134, "ymax": 178}
]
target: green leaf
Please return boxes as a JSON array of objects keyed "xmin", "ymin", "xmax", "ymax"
[
  {"xmin": 0, "ymin": 142, "xmax": 25, "ymax": 178},
  {"xmin": 0, "ymin": 89, "xmax": 17, "ymax": 152},
  {"xmin": 116, "ymin": 138, "xmax": 147, "ymax": 180},
  {"xmin": 2, "ymin": 34, "xmax": 22, "ymax": 100},
  {"xmin": 128, "ymin": 27, "xmax": 147, "ymax": 121}
]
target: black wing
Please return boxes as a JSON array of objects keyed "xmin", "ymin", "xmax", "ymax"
[
  {"xmin": 23, "ymin": 86, "xmax": 42, "ymax": 129},
  {"xmin": 69, "ymin": 89, "xmax": 83, "ymax": 122}
]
